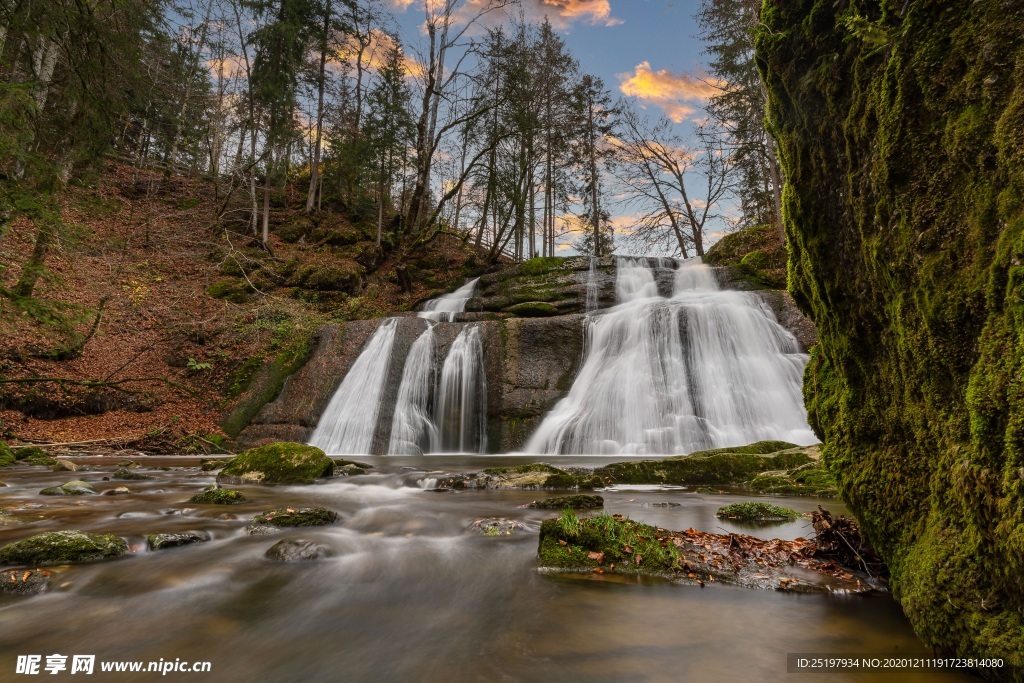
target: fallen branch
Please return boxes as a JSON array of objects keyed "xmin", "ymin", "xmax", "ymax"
[{"xmin": 0, "ymin": 376, "xmax": 195, "ymax": 396}]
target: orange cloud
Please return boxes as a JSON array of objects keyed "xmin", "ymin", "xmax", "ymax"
[
  {"xmin": 619, "ymin": 61, "xmax": 722, "ymax": 123},
  {"xmin": 327, "ymin": 30, "xmax": 425, "ymax": 80},
  {"xmin": 531, "ymin": 0, "xmax": 622, "ymax": 27}
]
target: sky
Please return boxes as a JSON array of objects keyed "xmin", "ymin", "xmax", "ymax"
[{"xmin": 386, "ymin": 0, "xmax": 721, "ymax": 255}]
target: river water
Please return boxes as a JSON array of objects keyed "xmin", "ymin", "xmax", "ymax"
[{"xmin": 0, "ymin": 456, "xmax": 967, "ymax": 682}]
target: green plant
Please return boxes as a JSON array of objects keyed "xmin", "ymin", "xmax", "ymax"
[{"xmin": 186, "ymin": 357, "xmax": 212, "ymax": 371}]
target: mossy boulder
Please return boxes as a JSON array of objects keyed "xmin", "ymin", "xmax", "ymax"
[
  {"xmin": 52, "ymin": 459, "xmax": 80, "ymax": 472},
  {"xmin": 504, "ymin": 301, "xmax": 560, "ymax": 317},
  {"xmin": 208, "ymin": 278, "xmax": 252, "ymax": 304},
  {"xmin": 749, "ymin": 461, "xmax": 837, "ymax": 497},
  {"xmin": 40, "ymin": 480, "xmax": 96, "ymax": 496},
  {"xmin": 475, "ymin": 463, "xmax": 595, "ymax": 490},
  {"xmin": 17, "ymin": 447, "xmax": 56, "ymax": 467},
  {"xmin": 190, "ymin": 485, "xmax": 246, "ymax": 505},
  {"xmin": 593, "ymin": 442, "xmax": 811, "ymax": 486},
  {"xmin": 287, "ymin": 261, "xmax": 364, "ymax": 294},
  {"xmin": 218, "ymin": 442, "xmax": 334, "ymax": 486},
  {"xmin": 704, "ymin": 224, "xmax": 787, "ymax": 289},
  {"xmin": 759, "ymin": 0, "xmax": 1024, "ymax": 663},
  {"xmin": 528, "ymin": 495, "xmax": 604, "ymax": 509},
  {"xmin": 0, "ymin": 451, "xmax": 13, "ymax": 468},
  {"xmin": 250, "ymin": 506, "xmax": 338, "ymax": 528},
  {"xmin": 146, "ymin": 531, "xmax": 210, "ymax": 551},
  {"xmin": 0, "ymin": 530, "xmax": 128, "ymax": 565},
  {"xmin": 716, "ymin": 502, "xmax": 801, "ymax": 522}
]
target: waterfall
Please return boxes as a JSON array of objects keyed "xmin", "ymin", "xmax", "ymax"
[
  {"xmin": 433, "ymin": 325, "xmax": 487, "ymax": 453},
  {"xmin": 525, "ymin": 259, "xmax": 815, "ymax": 455},
  {"xmin": 585, "ymin": 258, "xmax": 599, "ymax": 313},
  {"xmin": 309, "ymin": 319, "xmax": 398, "ymax": 455},
  {"xmin": 387, "ymin": 325, "xmax": 438, "ymax": 455},
  {"xmin": 418, "ymin": 278, "xmax": 480, "ymax": 322}
]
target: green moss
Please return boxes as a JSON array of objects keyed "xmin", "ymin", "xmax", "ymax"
[
  {"xmin": 528, "ymin": 494, "xmax": 604, "ymax": 509},
  {"xmin": 716, "ymin": 501, "xmax": 801, "ymax": 521},
  {"xmin": 538, "ymin": 512, "xmax": 683, "ymax": 574},
  {"xmin": 748, "ymin": 461, "xmax": 837, "ymax": 497},
  {"xmin": 594, "ymin": 445, "xmax": 812, "ymax": 486},
  {"xmin": 0, "ymin": 530, "xmax": 128, "ymax": 565},
  {"xmin": 217, "ymin": 442, "xmax": 333, "ymax": 485},
  {"xmin": 250, "ymin": 506, "xmax": 338, "ymax": 527},
  {"xmin": 39, "ymin": 480, "xmax": 95, "ymax": 496},
  {"xmin": 146, "ymin": 532, "xmax": 209, "ymax": 551},
  {"xmin": 705, "ymin": 224, "xmax": 787, "ymax": 288},
  {"xmin": 518, "ymin": 257, "xmax": 567, "ymax": 277},
  {"xmin": 504, "ymin": 301, "xmax": 560, "ymax": 317},
  {"xmin": 113, "ymin": 468, "xmax": 151, "ymax": 480},
  {"xmin": 759, "ymin": 0, "xmax": 1024, "ymax": 663},
  {"xmin": 208, "ymin": 278, "xmax": 252, "ymax": 304},
  {"xmin": 0, "ymin": 452, "xmax": 13, "ymax": 468},
  {"xmin": 190, "ymin": 486, "xmax": 246, "ymax": 504},
  {"xmin": 14, "ymin": 446, "xmax": 49, "ymax": 462}
]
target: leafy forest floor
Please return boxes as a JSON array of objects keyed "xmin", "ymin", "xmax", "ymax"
[{"xmin": 0, "ymin": 163, "xmax": 491, "ymax": 450}]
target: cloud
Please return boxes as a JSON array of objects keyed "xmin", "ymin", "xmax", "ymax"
[
  {"xmin": 327, "ymin": 30, "xmax": 425, "ymax": 80},
  {"xmin": 526, "ymin": 0, "xmax": 623, "ymax": 27},
  {"xmin": 619, "ymin": 61, "xmax": 721, "ymax": 123}
]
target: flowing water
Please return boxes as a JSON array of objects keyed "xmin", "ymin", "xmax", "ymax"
[
  {"xmin": 527, "ymin": 259, "xmax": 816, "ymax": 455},
  {"xmin": 309, "ymin": 319, "xmax": 398, "ymax": 455},
  {"xmin": 0, "ymin": 457, "xmax": 965, "ymax": 683},
  {"xmin": 418, "ymin": 278, "xmax": 480, "ymax": 322},
  {"xmin": 433, "ymin": 326, "xmax": 487, "ymax": 454}
]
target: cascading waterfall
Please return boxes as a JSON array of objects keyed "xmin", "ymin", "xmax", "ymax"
[
  {"xmin": 525, "ymin": 258, "xmax": 816, "ymax": 455},
  {"xmin": 585, "ymin": 257, "xmax": 599, "ymax": 313},
  {"xmin": 433, "ymin": 325, "xmax": 487, "ymax": 453},
  {"xmin": 418, "ymin": 278, "xmax": 480, "ymax": 321},
  {"xmin": 309, "ymin": 318, "xmax": 398, "ymax": 455},
  {"xmin": 388, "ymin": 325, "xmax": 439, "ymax": 455}
]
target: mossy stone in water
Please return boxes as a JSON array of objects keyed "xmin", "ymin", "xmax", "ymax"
[
  {"xmin": 146, "ymin": 531, "xmax": 210, "ymax": 551},
  {"xmin": 716, "ymin": 501, "xmax": 801, "ymax": 522},
  {"xmin": 40, "ymin": 480, "xmax": 96, "ymax": 496},
  {"xmin": 250, "ymin": 506, "xmax": 338, "ymax": 528},
  {"xmin": 265, "ymin": 538, "xmax": 330, "ymax": 561},
  {"xmin": 18, "ymin": 447, "xmax": 56, "ymax": 467},
  {"xmin": 528, "ymin": 495, "xmax": 604, "ymax": 509},
  {"xmin": 0, "ymin": 568, "xmax": 52, "ymax": 595},
  {"xmin": 113, "ymin": 467, "xmax": 151, "ymax": 480},
  {"xmin": 0, "ymin": 530, "xmax": 128, "ymax": 565},
  {"xmin": 190, "ymin": 486, "xmax": 246, "ymax": 505},
  {"xmin": 218, "ymin": 442, "xmax": 334, "ymax": 486},
  {"xmin": 594, "ymin": 443, "xmax": 811, "ymax": 486}
]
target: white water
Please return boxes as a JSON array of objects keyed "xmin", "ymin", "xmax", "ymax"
[
  {"xmin": 309, "ymin": 318, "xmax": 398, "ymax": 455},
  {"xmin": 434, "ymin": 325, "xmax": 487, "ymax": 453},
  {"xmin": 388, "ymin": 325, "xmax": 438, "ymax": 455},
  {"xmin": 525, "ymin": 258, "xmax": 816, "ymax": 455},
  {"xmin": 585, "ymin": 257, "xmax": 599, "ymax": 313},
  {"xmin": 418, "ymin": 278, "xmax": 480, "ymax": 321}
]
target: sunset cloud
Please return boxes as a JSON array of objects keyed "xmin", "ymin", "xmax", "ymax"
[
  {"xmin": 393, "ymin": 0, "xmax": 621, "ymax": 28},
  {"xmin": 619, "ymin": 61, "xmax": 721, "ymax": 123}
]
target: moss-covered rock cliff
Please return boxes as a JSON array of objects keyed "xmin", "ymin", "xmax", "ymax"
[{"xmin": 757, "ymin": 0, "xmax": 1024, "ymax": 670}]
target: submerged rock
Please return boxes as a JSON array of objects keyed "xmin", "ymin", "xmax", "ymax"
[
  {"xmin": 102, "ymin": 487, "xmax": 132, "ymax": 496},
  {"xmin": 190, "ymin": 485, "xmax": 246, "ymax": 505},
  {"xmin": 438, "ymin": 463, "xmax": 600, "ymax": 491},
  {"xmin": 40, "ymin": 480, "xmax": 96, "ymax": 496},
  {"xmin": 0, "ymin": 530, "xmax": 128, "ymax": 565},
  {"xmin": 468, "ymin": 518, "xmax": 528, "ymax": 536},
  {"xmin": 527, "ymin": 495, "xmax": 604, "ymax": 510},
  {"xmin": 113, "ymin": 467, "xmax": 151, "ymax": 480},
  {"xmin": 245, "ymin": 525, "xmax": 282, "ymax": 536},
  {"xmin": 265, "ymin": 538, "xmax": 331, "ymax": 561},
  {"xmin": 146, "ymin": 531, "xmax": 210, "ymax": 551},
  {"xmin": 0, "ymin": 569, "xmax": 53, "ymax": 595},
  {"xmin": 218, "ymin": 442, "xmax": 334, "ymax": 486},
  {"xmin": 250, "ymin": 506, "xmax": 338, "ymax": 529}
]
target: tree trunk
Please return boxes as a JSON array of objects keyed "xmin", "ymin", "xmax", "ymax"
[{"xmin": 306, "ymin": 0, "xmax": 331, "ymax": 214}]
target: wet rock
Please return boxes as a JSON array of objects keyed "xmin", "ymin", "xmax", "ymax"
[
  {"xmin": 748, "ymin": 460, "xmax": 837, "ymax": 497},
  {"xmin": 39, "ymin": 480, "xmax": 96, "ymax": 496},
  {"xmin": 528, "ymin": 495, "xmax": 604, "ymax": 510},
  {"xmin": 113, "ymin": 467, "xmax": 151, "ymax": 480},
  {"xmin": 440, "ymin": 463, "xmax": 599, "ymax": 491},
  {"xmin": 250, "ymin": 506, "xmax": 338, "ymax": 529},
  {"xmin": 643, "ymin": 502, "xmax": 682, "ymax": 508},
  {"xmin": 190, "ymin": 485, "xmax": 246, "ymax": 505},
  {"xmin": 200, "ymin": 459, "xmax": 226, "ymax": 472},
  {"xmin": 53, "ymin": 459, "xmax": 84, "ymax": 472},
  {"xmin": 336, "ymin": 464, "xmax": 366, "ymax": 476},
  {"xmin": 0, "ymin": 450, "xmax": 14, "ymax": 468},
  {"xmin": 0, "ymin": 530, "xmax": 128, "ymax": 565},
  {"xmin": 264, "ymin": 538, "xmax": 331, "ymax": 562},
  {"xmin": 118, "ymin": 460, "xmax": 141, "ymax": 468},
  {"xmin": 18, "ymin": 447, "xmax": 56, "ymax": 467},
  {"xmin": 217, "ymin": 443, "xmax": 334, "ymax": 486},
  {"xmin": 102, "ymin": 487, "xmax": 132, "ymax": 496},
  {"xmin": 245, "ymin": 524, "xmax": 282, "ymax": 536},
  {"xmin": 469, "ymin": 518, "xmax": 528, "ymax": 536},
  {"xmin": 0, "ymin": 569, "xmax": 53, "ymax": 595},
  {"xmin": 146, "ymin": 531, "xmax": 210, "ymax": 551}
]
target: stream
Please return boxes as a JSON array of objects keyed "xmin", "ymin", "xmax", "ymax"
[{"xmin": 0, "ymin": 456, "xmax": 969, "ymax": 682}]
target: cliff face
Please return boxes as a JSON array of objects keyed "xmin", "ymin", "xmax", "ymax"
[{"xmin": 758, "ymin": 0, "xmax": 1024, "ymax": 668}]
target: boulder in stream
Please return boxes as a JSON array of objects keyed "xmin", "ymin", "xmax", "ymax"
[
  {"xmin": 0, "ymin": 569, "xmax": 53, "ymax": 595},
  {"xmin": 146, "ymin": 531, "xmax": 211, "ymax": 551},
  {"xmin": 0, "ymin": 530, "xmax": 128, "ymax": 565},
  {"xmin": 52, "ymin": 459, "xmax": 80, "ymax": 472},
  {"xmin": 527, "ymin": 495, "xmax": 604, "ymax": 510},
  {"xmin": 190, "ymin": 485, "xmax": 246, "ymax": 505},
  {"xmin": 265, "ymin": 538, "xmax": 331, "ymax": 561},
  {"xmin": 250, "ymin": 506, "xmax": 338, "ymax": 529},
  {"xmin": 218, "ymin": 442, "xmax": 334, "ymax": 486},
  {"xmin": 39, "ymin": 480, "xmax": 95, "ymax": 496},
  {"xmin": 113, "ymin": 467, "xmax": 151, "ymax": 480}
]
